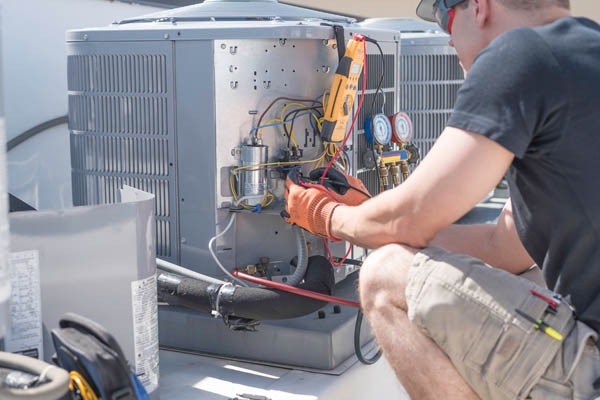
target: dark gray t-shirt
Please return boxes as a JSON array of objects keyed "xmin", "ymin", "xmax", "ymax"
[{"xmin": 447, "ymin": 17, "xmax": 600, "ymax": 332}]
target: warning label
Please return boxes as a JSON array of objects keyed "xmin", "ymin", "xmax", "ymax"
[
  {"xmin": 7, "ymin": 251, "xmax": 42, "ymax": 358},
  {"xmin": 131, "ymin": 274, "xmax": 159, "ymax": 393}
]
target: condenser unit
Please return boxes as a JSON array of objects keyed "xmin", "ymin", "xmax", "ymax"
[{"xmin": 68, "ymin": 2, "xmax": 464, "ymax": 372}]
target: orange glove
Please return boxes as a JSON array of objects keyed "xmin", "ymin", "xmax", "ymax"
[
  {"xmin": 281, "ymin": 171, "xmax": 341, "ymax": 240},
  {"xmin": 308, "ymin": 167, "xmax": 371, "ymax": 206}
]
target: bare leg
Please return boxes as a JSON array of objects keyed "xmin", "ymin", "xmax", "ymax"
[{"xmin": 359, "ymin": 244, "xmax": 480, "ymax": 400}]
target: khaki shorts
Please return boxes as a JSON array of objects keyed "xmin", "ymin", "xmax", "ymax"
[{"xmin": 405, "ymin": 247, "xmax": 600, "ymax": 400}]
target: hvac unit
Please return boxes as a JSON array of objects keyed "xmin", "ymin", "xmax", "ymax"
[{"xmin": 68, "ymin": 1, "xmax": 462, "ymax": 370}]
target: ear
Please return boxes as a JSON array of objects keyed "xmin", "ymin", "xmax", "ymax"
[{"xmin": 472, "ymin": 0, "xmax": 490, "ymax": 28}]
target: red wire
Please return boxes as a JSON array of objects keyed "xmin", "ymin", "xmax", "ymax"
[
  {"xmin": 319, "ymin": 37, "xmax": 368, "ymax": 267},
  {"xmin": 320, "ymin": 38, "xmax": 368, "ymax": 186},
  {"xmin": 232, "ymin": 270, "xmax": 360, "ymax": 308},
  {"xmin": 324, "ymin": 240, "xmax": 353, "ymax": 267}
]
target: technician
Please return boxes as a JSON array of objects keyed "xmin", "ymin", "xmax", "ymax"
[{"xmin": 282, "ymin": 0, "xmax": 600, "ymax": 398}]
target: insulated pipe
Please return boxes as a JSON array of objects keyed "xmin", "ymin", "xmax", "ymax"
[
  {"xmin": 158, "ymin": 255, "xmax": 335, "ymax": 321},
  {"xmin": 286, "ymin": 226, "xmax": 308, "ymax": 286}
]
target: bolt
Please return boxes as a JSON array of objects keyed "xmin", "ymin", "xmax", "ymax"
[
  {"xmin": 221, "ymin": 43, "xmax": 227, "ymax": 49},
  {"xmin": 318, "ymin": 311, "xmax": 326, "ymax": 319},
  {"xmin": 164, "ymin": 33, "xmax": 170, "ymax": 39}
]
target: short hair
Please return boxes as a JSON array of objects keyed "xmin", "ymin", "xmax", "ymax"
[{"xmin": 495, "ymin": 0, "xmax": 570, "ymax": 10}]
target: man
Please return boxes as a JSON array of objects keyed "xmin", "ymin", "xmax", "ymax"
[{"xmin": 283, "ymin": 0, "xmax": 600, "ymax": 398}]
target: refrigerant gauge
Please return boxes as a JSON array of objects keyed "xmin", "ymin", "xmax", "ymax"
[
  {"xmin": 365, "ymin": 113, "xmax": 392, "ymax": 146},
  {"xmin": 391, "ymin": 112, "xmax": 414, "ymax": 143}
]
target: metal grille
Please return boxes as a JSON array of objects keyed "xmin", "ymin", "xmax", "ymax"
[
  {"xmin": 69, "ymin": 52, "xmax": 174, "ymax": 258},
  {"xmin": 67, "ymin": 54, "xmax": 168, "ymax": 94},
  {"xmin": 398, "ymin": 51, "xmax": 463, "ymax": 162},
  {"xmin": 358, "ymin": 54, "xmax": 395, "ymax": 89},
  {"xmin": 354, "ymin": 51, "xmax": 396, "ymax": 196}
]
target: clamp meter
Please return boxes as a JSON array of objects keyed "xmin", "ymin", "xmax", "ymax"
[{"xmin": 321, "ymin": 35, "xmax": 365, "ymax": 143}]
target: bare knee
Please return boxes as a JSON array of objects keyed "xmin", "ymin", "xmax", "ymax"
[{"xmin": 359, "ymin": 244, "xmax": 418, "ymax": 312}]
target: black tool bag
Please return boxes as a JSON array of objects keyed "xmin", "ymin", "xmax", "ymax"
[{"xmin": 51, "ymin": 312, "xmax": 137, "ymax": 400}]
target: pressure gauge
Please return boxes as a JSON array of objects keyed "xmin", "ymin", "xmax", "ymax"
[
  {"xmin": 364, "ymin": 113, "xmax": 392, "ymax": 146},
  {"xmin": 391, "ymin": 112, "xmax": 414, "ymax": 143}
]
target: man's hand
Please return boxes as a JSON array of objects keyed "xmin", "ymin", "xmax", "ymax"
[
  {"xmin": 308, "ymin": 167, "xmax": 371, "ymax": 206},
  {"xmin": 281, "ymin": 171, "xmax": 341, "ymax": 240}
]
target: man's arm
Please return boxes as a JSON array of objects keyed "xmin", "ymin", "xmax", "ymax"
[
  {"xmin": 330, "ymin": 126, "xmax": 514, "ymax": 250},
  {"xmin": 429, "ymin": 200, "xmax": 535, "ymax": 274}
]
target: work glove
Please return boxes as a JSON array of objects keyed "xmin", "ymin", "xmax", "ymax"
[
  {"xmin": 308, "ymin": 167, "xmax": 371, "ymax": 206},
  {"xmin": 281, "ymin": 170, "xmax": 341, "ymax": 240}
]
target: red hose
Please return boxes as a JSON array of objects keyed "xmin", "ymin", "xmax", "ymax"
[{"xmin": 232, "ymin": 270, "xmax": 360, "ymax": 308}]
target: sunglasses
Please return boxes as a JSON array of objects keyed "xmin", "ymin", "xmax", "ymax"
[{"xmin": 434, "ymin": 0, "xmax": 468, "ymax": 34}]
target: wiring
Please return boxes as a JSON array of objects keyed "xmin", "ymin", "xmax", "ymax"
[
  {"xmin": 208, "ymin": 213, "xmax": 249, "ymax": 287},
  {"xmin": 232, "ymin": 270, "xmax": 360, "ymax": 308},
  {"xmin": 255, "ymin": 97, "xmax": 323, "ymax": 139},
  {"xmin": 354, "ymin": 309, "xmax": 383, "ymax": 365},
  {"xmin": 319, "ymin": 38, "xmax": 368, "ymax": 267},
  {"xmin": 364, "ymin": 37, "xmax": 386, "ymax": 115},
  {"xmin": 282, "ymin": 106, "xmax": 323, "ymax": 148},
  {"xmin": 229, "ymin": 153, "xmax": 328, "ymax": 210}
]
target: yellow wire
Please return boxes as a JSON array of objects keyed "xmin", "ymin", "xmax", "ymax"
[
  {"xmin": 280, "ymin": 102, "xmax": 323, "ymax": 148},
  {"xmin": 257, "ymin": 117, "xmax": 284, "ymax": 138},
  {"xmin": 259, "ymin": 117, "xmax": 299, "ymax": 148},
  {"xmin": 69, "ymin": 371, "xmax": 99, "ymax": 400},
  {"xmin": 229, "ymin": 151, "xmax": 328, "ymax": 209}
]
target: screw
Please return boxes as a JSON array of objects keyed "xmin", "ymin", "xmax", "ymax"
[{"xmin": 221, "ymin": 43, "xmax": 227, "ymax": 49}]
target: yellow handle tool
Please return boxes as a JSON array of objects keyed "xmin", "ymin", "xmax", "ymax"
[{"xmin": 321, "ymin": 35, "xmax": 365, "ymax": 143}]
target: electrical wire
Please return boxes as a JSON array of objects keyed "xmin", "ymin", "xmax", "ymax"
[
  {"xmin": 354, "ymin": 309, "xmax": 383, "ymax": 365},
  {"xmin": 282, "ymin": 106, "xmax": 323, "ymax": 148},
  {"xmin": 364, "ymin": 37, "xmax": 386, "ymax": 116},
  {"xmin": 208, "ymin": 213, "xmax": 249, "ymax": 287},
  {"xmin": 232, "ymin": 270, "xmax": 360, "ymax": 308},
  {"xmin": 319, "ymin": 38, "xmax": 368, "ymax": 267},
  {"xmin": 255, "ymin": 97, "xmax": 323, "ymax": 138}
]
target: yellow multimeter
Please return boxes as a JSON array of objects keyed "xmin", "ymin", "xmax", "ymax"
[{"xmin": 321, "ymin": 35, "xmax": 365, "ymax": 143}]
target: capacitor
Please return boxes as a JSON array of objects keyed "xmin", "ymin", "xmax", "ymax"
[{"xmin": 240, "ymin": 142, "xmax": 268, "ymax": 206}]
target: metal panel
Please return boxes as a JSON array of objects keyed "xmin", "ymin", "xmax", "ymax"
[
  {"xmin": 69, "ymin": 41, "xmax": 178, "ymax": 260},
  {"xmin": 9, "ymin": 187, "xmax": 158, "ymax": 397}
]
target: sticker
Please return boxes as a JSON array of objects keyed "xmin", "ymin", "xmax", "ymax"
[
  {"xmin": 131, "ymin": 274, "xmax": 159, "ymax": 393},
  {"xmin": 6, "ymin": 250, "xmax": 42, "ymax": 358}
]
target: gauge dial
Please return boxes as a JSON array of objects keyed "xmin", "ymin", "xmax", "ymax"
[
  {"xmin": 391, "ymin": 112, "xmax": 414, "ymax": 143},
  {"xmin": 365, "ymin": 113, "xmax": 392, "ymax": 145}
]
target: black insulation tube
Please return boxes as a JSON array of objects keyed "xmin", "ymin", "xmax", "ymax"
[{"xmin": 158, "ymin": 255, "xmax": 335, "ymax": 321}]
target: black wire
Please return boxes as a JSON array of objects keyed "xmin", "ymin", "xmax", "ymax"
[
  {"xmin": 7, "ymin": 115, "xmax": 68, "ymax": 151},
  {"xmin": 283, "ymin": 106, "xmax": 323, "ymax": 148},
  {"xmin": 354, "ymin": 309, "xmax": 382, "ymax": 365},
  {"xmin": 364, "ymin": 37, "xmax": 386, "ymax": 116}
]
